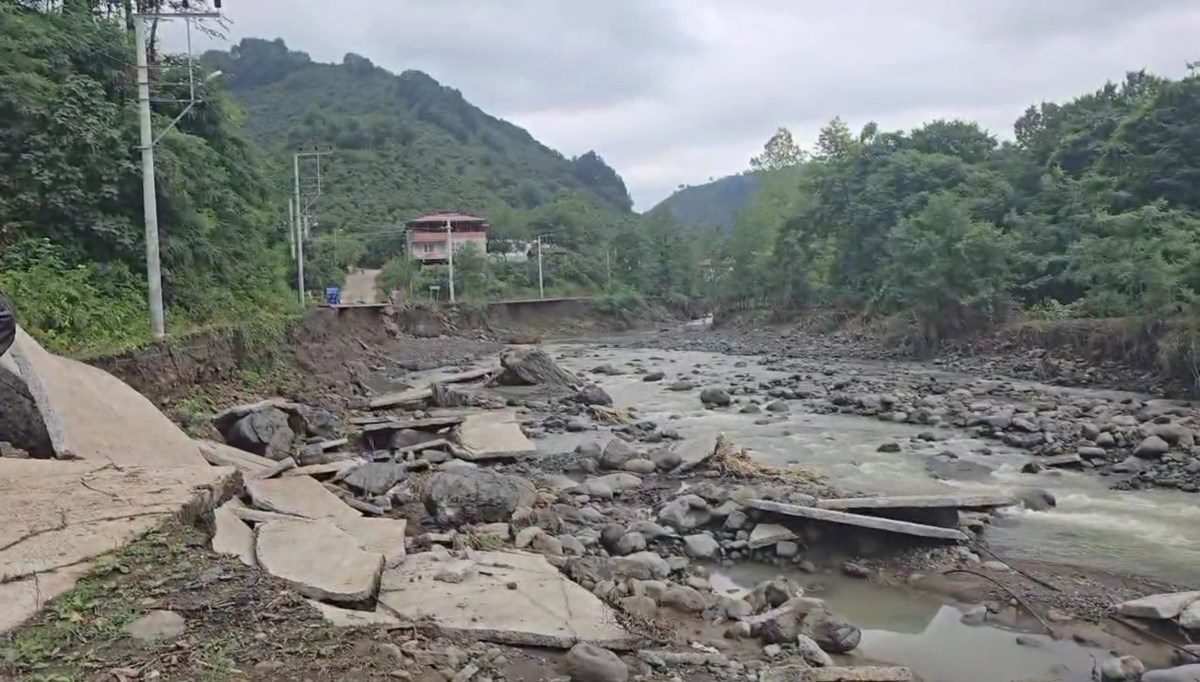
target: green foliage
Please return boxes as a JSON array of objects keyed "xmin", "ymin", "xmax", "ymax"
[
  {"xmin": 377, "ymin": 255, "xmax": 421, "ymax": 298},
  {"xmin": 652, "ymin": 173, "xmax": 760, "ymax": 233},
  {"xmin": 0, "ymin": 239, "xmax": 147, "ymax": 354},
  {"xmin": 710, "ymin": 66, "xmax": 1200, "ymax": 351},
  {"xmin": 0, "ymin": 5, "xmax": 295, "ymax": 354}
]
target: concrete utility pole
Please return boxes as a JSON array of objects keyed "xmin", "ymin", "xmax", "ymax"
[
  {"xmin": 536, "ymin": 235, "xmax": 545, "ymax": 299},
  {"xmin": 445, "ymin": 221, "xmax": 456, "ymax": 303},
  {"xmin": 134, "ymin": 15, "xmax": 163, "ymax": 337},
  {"xmin": 292, "ymin": 149, "xmax": 333, "ymax": 305},
  {"xmin": 134, "ymin": 7, "xmax": 221, "ymax": 338}
]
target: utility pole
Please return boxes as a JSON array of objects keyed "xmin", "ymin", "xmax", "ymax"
[
  {"xmin": 292, "ymin": 149, "xmax": 332, "ymax": 305},
  {"xmin": 445, "ymin": 221, "xmax": 456, "ymax": 303},
  {"xmin": 134, "ymin": 15, "xmax": 163, "ymax": 338},
  {"xmin": 536, "ymin": 235, "xmax": 545, "ymax": 299},
  {"xmin": 133, "ymin": 7, "xmax": 222, "ymax": 338}
]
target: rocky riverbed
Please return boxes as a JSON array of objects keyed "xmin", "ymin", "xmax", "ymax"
[{"xmin": 193, "ymin": 338, "xmax": 1200, "ymax": 681}]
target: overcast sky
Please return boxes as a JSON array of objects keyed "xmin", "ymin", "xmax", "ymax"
[{"xmin": 166, "ymin": 0, "xmax": 1200, "ymax": 210}]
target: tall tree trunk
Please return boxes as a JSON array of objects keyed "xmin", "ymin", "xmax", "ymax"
[{"xmin": 122, "ymin": 0, "xmax": 133, "ymax": 31}]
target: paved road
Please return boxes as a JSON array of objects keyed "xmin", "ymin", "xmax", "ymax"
[{"xmin": 342, "ymin": 269, "xmax": 381, "ymax": 304}]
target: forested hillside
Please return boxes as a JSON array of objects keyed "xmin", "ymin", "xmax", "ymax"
[
  {"xmin": 198, "ymin": 38, "xmax": 678, "ymax": 295},
  {"xmin": 718, "ymin": 67, "xmax": 1200, "ymax": 371},
  {"xmin": 654, "ymin": 174, "xmax": 760, "ymax": 233},
  {"xmin": 0, "ymin": 3, "xmax": 292, "ymax": 353}
]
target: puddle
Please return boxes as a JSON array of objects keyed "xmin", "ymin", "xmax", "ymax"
[{"xmin": 711, "ymin": 563, "xmax": 1111, "ymax": 682}]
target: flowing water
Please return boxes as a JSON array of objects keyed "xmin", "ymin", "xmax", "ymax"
[
  {"xmin": 544, "ymin": 343, "xmax": 1200, "ymax": 586},
  {"xmin": 531, "ymin": 342, "xmax": 1200, "ymax": 679}
]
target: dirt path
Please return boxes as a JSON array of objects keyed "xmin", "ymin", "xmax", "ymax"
[{"xmin": 341, "ymin": 268, "xmax": 381, "ymax": 304}]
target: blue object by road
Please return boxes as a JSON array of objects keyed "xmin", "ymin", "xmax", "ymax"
[{"xmin": 325, "ymin": 286, "xmax": 341, "ymax": 305}]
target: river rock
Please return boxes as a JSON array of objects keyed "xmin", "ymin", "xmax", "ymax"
[
  {"xmin": 620, "ymin": 595, "xmax": 658, "ymax": 617},
  {"xmin": 658, "ymin": 494, "xmax": 712, "ymax": 531},
  {"xmin": 1144, "ymin": 665, "xmax": 1200, "ymax": 682},
  {"xmin": 725, "ymin": 509, "xmax": 748, "ymax": 529},
  {"xmin": 683, "ymin": 533, "xmax": 720, "ymax": 559},
  {"xmin": 1017, "ymin": 489, "xmax": 1056, "ymax": 511},
  {"xmin": 225, "ymin": 407, "xmax": 296, "ymax": 460},
  {"xmin": 650, "ymin": 447, "xmax": 683, "ymax": 471},
  {"xmin": 613, "ymin": 551, "xmax": 670, "ymax": 580},
  {"xmin": 1133, "ymin": 435, "xmax": 1170, "ymax": 459},
  {"xmin": 765, "ymin": 400, "xmax": 789, "ymax": 413},
  {"xmin": 566, "ymin": 417, "xmax": 591, "ymax": 432},
  {"xmin": 1100, "ymin": 655, "xmax": 1146, "ymax": 681},
  {"xmin": 600, "ymin": 439, "xmax": 639, "ymax": 470},
  {"xmin": 594, "ymin": 472, "xmax": 642, "ymax": 493},
  {"xmin": 1114, "ymin": 456, "xmax": 1147, "ymax": 473},
  {"xmin": 643, "ymin": 371, "xmax": 665, "ymax": 382},
  {"xmin": 1115, "ymin": 591, "xmax": 1200, "ymax": 620},
  {"xmin": 622, "ymin": 458, "xmax": 657, "ymax": 474},
  {"xmin": 668, "ymin": 379, "xmax": 697, "ymax": 391},
  {"xmin": 1179, "ymin": 600, "xmax": 1200, "ymax": 630},
  {"xmin": 614, "ymin": 532, "xmax": 647, "ymax": 556},
  {"xmin": 877, "ymin": 441, "xmax": 901, "ymax": 453},
  {"xmin": 423, "ymin": 470, "xmax": 537, "ymax": 524},
  {"xmin": 496, "ymin": 347, "xmax": 577, "ymax": 386},
  {"xmin": 566, "ymin": 642, "xmax": 628, "ymax": 682},
  {"xmin": 749, "ymin": 578, "xmax": 801, "ymax": 611},
  {"xmin": 700, "ymin": 387, "xmax": 732, "ymax": 407},
  {"xmin": 575, "ymin": 384, "xmax": 614, "ymax": 407},
  {"xmin": 1152, "ymin": 423, "xmax": 1195, "ymax": 446},
  {"xmin": 627, "ymin": 520, "xmax": 676, "ymax": 541},
  {"xmin": 748, "ymin": 523, "xmax": 796, "ymax": 549},
  {"xmin": 803, "ymin": 608, "xmax": 862, "ymax": 654},
  {"xmin": 661, "ymin": 585, "xmax": 707, "ymax": 613},
  {"xmin": 795, "ymin": 633, "xmax": 835, "ymax": 668}
]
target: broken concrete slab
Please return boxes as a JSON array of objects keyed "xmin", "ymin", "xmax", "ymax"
[
  {"xmin": 198, "ymin": 439, "xmax": 275, "ymax": 477},
  {"xmin": 285, "ymin": 459, "xmax": 365, "ymax": 478},
  {"xmin": 212, "ymin": 499, "xmax": 256, "ymax": 566},
  {"xmin": 1039, "ymin": 453, "xmax": 1084, "ymax": 469},
  {"xmin": 335, "ymin": 517, "xmax": 407, "ymax": 568},
  {"xmin": 455, "ymin": 411, "xmax": 537, "ymax": 461},
  {"xmin": 1115, "ymin": 591, "xmax": 1200, "ymax": 620},
  {"xmin": 760, "ymin": 666, "xmax": 913, "ymax": 682},
  {"xmin": 361, "ymin": 415, "xmax": 466, "ymax": 433},
  {"xmin": 0, "ymin": 459, "xmax": 235, "ymax": 584},
  {"xmin": 378, "ymin": 549, "xmax": 633, "ymax": 649},
  {"xmin": 306, "ymin": 599, "xmax": 404, "ymax": 627},
  {"xmin": 9, "ymin": 327, "xmax": 209, "ymax": 467},
  {"xmin": 245, "ymin": 476, "xmax": 361, "ymax": 521},
  {"xmin": 256, "ymin": 519, "xmax": 384, "ymax": 605},
  {"xmin": 747, "ymin": 499, "xmax": 968, "ymax": 542},
  {"xmin": 343, "ymin": 461, "xmax": 408, "ymax": 495},
  {"xmin": 370, "ymin": 369, "xmax": 497, "ymax": 409},
  {"xmin": 0, "ymin": 458, "xmax": 235, "ymax": 633},
  {"xmin": 1179, "ymin": 600, "xmax": 1200, "ymax": 630},
  {"xmin": 818, "ymin": 494, "xmax": 1016, "ymax": 511},
  {"xmin": 0, "ymin": 562, "xmax": 95, "ymax": 633},
  {"xmin": 748, "ymin": 523, "xmax": 797, "ymax": 549}
]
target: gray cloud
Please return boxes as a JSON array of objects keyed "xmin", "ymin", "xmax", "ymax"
[{"xmin": 168, "ymin": 0, "xmax": 1200, "ymax": 209}]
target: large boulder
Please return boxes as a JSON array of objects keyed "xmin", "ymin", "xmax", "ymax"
[
  {"xmin": 496, "ymin": 347, "xmax": 577, "ymax": 386},
  {"xmin": 700, "ymin": 387, "xmax": 732, "ymax": 407},
  {"xmin": 1133, "ymin": 435, "xmax": 1170, "ymax": 459},
  {"xmin": 658, "ymin": 494, "xmax": 712, "ymax": 531},
  {"xmin": 224, "ymin": 407, "xmax": 296, "ymax": 460},
  {"xmin": 566, "ymin": 642, "xmax": 628, "ymax": 682},
  {"xmin": 423, "ymin": 470, "xmax": 537, "ymax": 525},
  {"xmin": 600, "ymin": 439, "xmax": 639, "ymax": 470},
  {"xmin": 575, "ymin": 384, "xmax": 613, "ymax": 406},
  {"xmin": 802, "ymin": 607, "xmax": 862, "ymax": 654}
]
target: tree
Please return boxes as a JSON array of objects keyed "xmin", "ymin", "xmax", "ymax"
[{"xmin": 750, "ymin": 127, "xmax": 804, "ymax": 171}]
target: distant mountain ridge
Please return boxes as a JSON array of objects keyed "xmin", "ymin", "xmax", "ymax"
[
  {"xmin": 652, "ymin": 173, "xmax": 760, "ymax": 232},
  {"xmin": 201, "ymin": 38, "xmax": 633, "ymax": 231}
]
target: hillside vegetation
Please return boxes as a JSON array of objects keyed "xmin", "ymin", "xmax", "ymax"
[
  {"xmin": 202, "ymin": 38, "xmax": 708, "ymax": 303},
  {"xmin": 654, "ymin": 173, "xmax": 760, "ymax": 233},
  {"xmin": 717, "ymin": 67, "xmax": 1200, "ymax": 377},
  {"xmin": 0, "ymin": 3, "xmax": 293, "ymax": 353}
]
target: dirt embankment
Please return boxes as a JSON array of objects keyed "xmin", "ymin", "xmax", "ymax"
[{"xmin": 710, "ymin": 309, "xmax": 1191, "ymax": 396}]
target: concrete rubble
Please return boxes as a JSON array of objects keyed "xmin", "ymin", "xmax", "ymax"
[{"xmin": 0, "ymin": 328, "xmax": 236, "ymax": 633}]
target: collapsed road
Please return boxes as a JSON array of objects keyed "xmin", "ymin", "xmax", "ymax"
[{"xmin": 2, "ymin": 324, "xmax": 1199, "ymax": 681}]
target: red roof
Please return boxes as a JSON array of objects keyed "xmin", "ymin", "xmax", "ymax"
[{"xmin": 408, "ymin": 212, "xmax": 488, "ymax": 225}]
